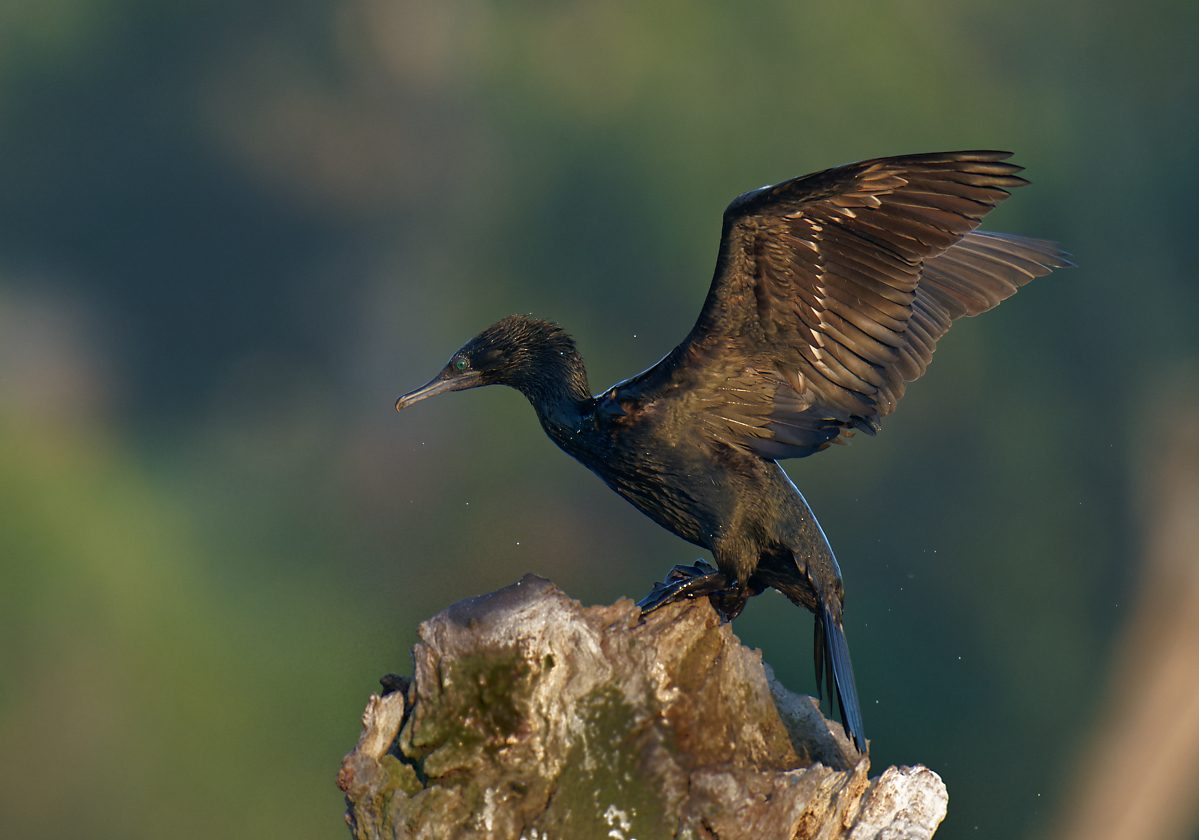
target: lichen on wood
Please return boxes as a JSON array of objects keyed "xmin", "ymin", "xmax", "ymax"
[{"xmin": 339, "ymin": 574, "xmax": 947, "ymax": 839}]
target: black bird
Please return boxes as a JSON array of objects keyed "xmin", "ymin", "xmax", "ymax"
[{"xmin": 395, "ymin": 151, "xmax": 1071, "ymax": 752}]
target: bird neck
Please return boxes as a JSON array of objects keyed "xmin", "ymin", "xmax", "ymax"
[{"xmin": 512, "ymin": 349, "xmax": 593, "ymax": 433}]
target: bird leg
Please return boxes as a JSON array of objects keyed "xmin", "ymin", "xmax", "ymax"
[{"xmin": 637, "ymin": 561, "xmax": 750, "ymax": 623}]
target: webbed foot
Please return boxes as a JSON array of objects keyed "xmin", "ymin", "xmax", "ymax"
[
  {"xmin": 636, "ymin": 562, "xmax": 727, "ymax": 613},
  {"xmin": 637, "ymin": 561, "xmax": 753, "ymax": 623}
]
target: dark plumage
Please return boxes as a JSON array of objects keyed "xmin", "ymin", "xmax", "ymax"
[{"xmin": 395, "ymin": 151, "xmax": 1072, "ymax": 752}]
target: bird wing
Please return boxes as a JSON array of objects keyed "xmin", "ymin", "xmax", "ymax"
[{"xmin": 644, "ymin": 151, "xmax": 1072, "ymax": 461}]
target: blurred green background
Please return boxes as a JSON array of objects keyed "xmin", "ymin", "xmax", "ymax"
[{"xmin": 2, "ymin": 2, "xmax": 1197, "ymax": 838}]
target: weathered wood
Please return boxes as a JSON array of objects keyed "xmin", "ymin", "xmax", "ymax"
[{"xmin": 339, "ymin": 575, "xmax": 946, "ymax": 839}]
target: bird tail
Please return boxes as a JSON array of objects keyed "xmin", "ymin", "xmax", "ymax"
[{"xmin": 814, "ymin": 601, "xmax": 867, "ymax": 753}]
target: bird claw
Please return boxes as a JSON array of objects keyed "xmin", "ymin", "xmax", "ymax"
[{"xmin": 708, "ymin": 585, "xmax": 750, "ymax": 624}]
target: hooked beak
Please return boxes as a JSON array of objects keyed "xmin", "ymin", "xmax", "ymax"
[{"xmin": 394, "ymin": 371, "xmax": 482, "ymax": 412}]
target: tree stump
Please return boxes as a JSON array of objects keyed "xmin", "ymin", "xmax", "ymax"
[{"xmin": 338, "ymin": 575, "xmax": 947, "ymax": 839}]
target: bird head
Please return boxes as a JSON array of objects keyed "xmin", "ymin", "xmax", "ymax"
[{"xmin": 395, "ymin": 315, "xmax": 583, "ymax": 412}]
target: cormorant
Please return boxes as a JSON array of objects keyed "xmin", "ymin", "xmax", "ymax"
[{"xmin": 394, "ymin": 151, "xmax": 1072, "ymax": 752}]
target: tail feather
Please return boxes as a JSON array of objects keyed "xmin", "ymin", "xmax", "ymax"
[
  {"xmin": 818, "ymin": 604, "xmax": 867, "ymax": 753},
  {"xmin": 814, "ymin": 610, "xmax": 826, "ymax": 705},
  {"xmin": 755, "ymin": 555, "xmax": 867, "ymax": 752}
]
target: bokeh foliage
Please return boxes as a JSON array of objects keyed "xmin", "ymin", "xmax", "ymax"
[{"xmin": 1, "ymin": 2, "xmax": 1196, "ymax": 838}]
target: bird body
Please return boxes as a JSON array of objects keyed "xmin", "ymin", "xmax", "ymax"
[{"xmin": 395, "ymin": 151, "xmax": 1072, "ymax": 753}]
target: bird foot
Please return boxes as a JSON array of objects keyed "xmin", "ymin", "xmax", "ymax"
[
  {"xmin": 637, "ymin": 562, "xmax": 747, "ymax": 623},
  {"xmin": 637, "ymin": 562, "xmax": 726, "ymax": 614}
]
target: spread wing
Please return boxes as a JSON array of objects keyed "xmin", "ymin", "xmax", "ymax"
[{"xmin": 643, "ymin": 151, "xmax": 1072, "ymax": 460}]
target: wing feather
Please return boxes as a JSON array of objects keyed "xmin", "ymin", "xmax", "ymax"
[{"xmin": 627, "ymin": 152, "xmax": 1072, "ymax": 460}]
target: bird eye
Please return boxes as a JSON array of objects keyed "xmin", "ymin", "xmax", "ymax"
[{"xmin": 453, "ymin": 356, "xmax": 469, "ymax": 372}]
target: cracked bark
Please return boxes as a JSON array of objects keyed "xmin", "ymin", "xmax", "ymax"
[{"xmin": 338, "ymin": 575, "xmax": 947, "ymax": 839}]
